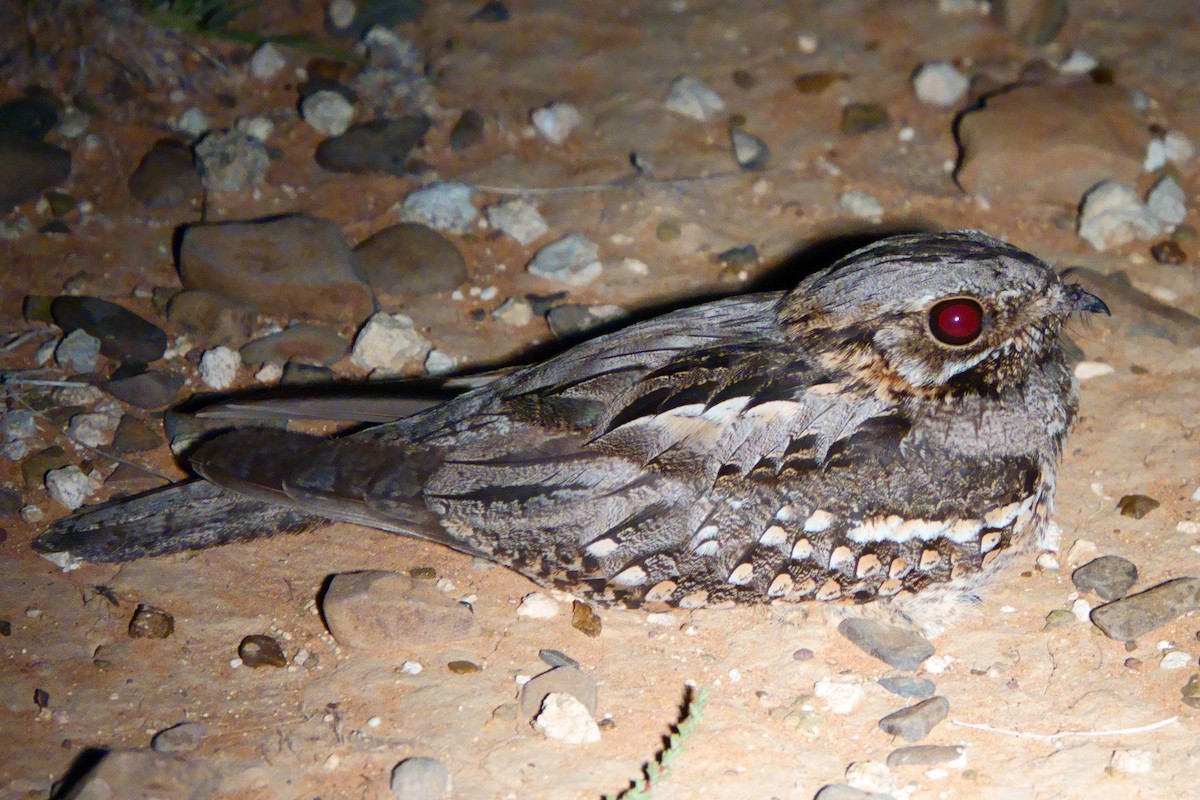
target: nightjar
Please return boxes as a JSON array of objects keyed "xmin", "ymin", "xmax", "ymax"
[{"xmin": 35, "ymin": 231, "xmax": 1107, "ymax": 618}]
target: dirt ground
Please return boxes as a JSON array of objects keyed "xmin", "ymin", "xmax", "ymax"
[{"xmin": 2, "ymin": 1, "xmax": 1199, "ymax": 798}]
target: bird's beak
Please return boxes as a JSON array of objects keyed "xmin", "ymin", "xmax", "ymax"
[{"xmin": 1065, "ymin": 284, "xmax": 1111, "ymax": 316}]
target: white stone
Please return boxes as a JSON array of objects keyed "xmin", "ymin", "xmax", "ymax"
[
  {"xmin": 839, "ymin": 189, "xmax": 884, "ymax": 222},
  {"xmin": 21, "ymin": 504, "xmax": 44, "ymax": 523},
  {"xmin": 1070, "ymin": 597, "xmax": 1092, "ymax": 623},
  {"xmin": 621, "ymin": 257, "xmax": 649, "ymax": 276},
  {"xmin": 486, "ymin": 198, "xmax": 548, "ymax": 245},
  {"xmin": 351, "ymin": 313, "xmax": 432, "ymax": 374},
  {"xmin": 922, "ymin": 655, "xmax": 954, "ymax": 674},
  {"xmin": 1146, "ymin": 176, "xmax": 1188, "ymax": 227},
  {"xmin": 1077, "ymin": 181, "xmax": 1161, "ymax": 250},
  {"xmin": 199, "ymin": 346, "xmax": 241, "ymax": 390},
  {"xmin": 401, "ymin": 660, "xmax": 423, "ymax": 675},
  {"xmin": 1074, "ymin": 361, "xmax": 1115, "ymax": 380},
  {"xmin": 58, "ymin": 107, "xmax": 90, "ymax": 138},
  {"xmin": 492, "ymin": 297, "xmax": 533, "ymax": 327},
  {"xmin": 1066, "ymin": 539, "xmax": 1098, "ymax": 567},
  {"xmin": 249, "ymin": 42, "xmax": 287, "ymax": 80},
  {"xmin": 1057, "ymin": 50, "xmax": 1099, "ymax": 75},
  {"xmin": 400, "ymin": 182, "xmax": 478, "ymax": 234},
  {"xmin": 67, "ymin": 413, "xmax": 118, "ymax": 448},
  {"xmin": 531, "ymin": 102, "xmax": 583, "ymax": 145},
  {"xmin": 516, "ymin": 592, "xmax": 559, "ymax": 619},
  {"xmin": 326, "ymin": 0, "xmax": 356, "ymax": 29},
  {"xmin": 845, "ymin": 761, "xmax": 899, "ymax": 795},
  {"xmin": 813, "ymin": 678, "xmax": 865, "ymax": 714},
  {"xmin": 301, "ymin": 90, "xmax": 355, "ymax": 137},
  {"xmin": 912, "ymin": 61, "xmax": 970, "ymax": 107},
  {"xmin": 646, "ymin": 612, "xmax": 676, "ymax": 626},
  {"xmin": 527, "ymin": 233, "xmax": 602, "ymax": 285},
  {"xmin": 1164, "ymin": 131, "xmax": 1195, "ymax": 164},
  {"xmin": 255, "ymin": 363, "xmax": 283, "ymax": 384},
  {"xmin": 796, "ymin": 34, "xmax": 819, "ymax": 53},
  {"xmin": 1177, "ymin": 521, "xmax": 1200, "ymax": 535},
  {"xmin": 1160, "ymin": 650, "xmax": 1193, "ymax": 670},
  {"xmin": 664, "ymin": 76, "xmax": 726, "ymax": 121},
  {"xmin": 1, "ymin": 409, "xmax": 38, "ymax": 442},
  {"xmin": 236, "ymin": 116, "xmax": 275, "ymax": 143},
  {"xmin": 177, "ymin": 107, "xmax": 211, "ymax": 138},
  {"xmin": 45, "ymin": 465, "xmax": 99, "ymax": 510},
  {"xmin": 1110, "ymin": 748, "xmax": 1153, "ymax": 775},
  {"xmin": 1035, "ymin": 553, "xmax": 1060, "ymax": 571},
  {"xmin": 424, "ymin": 349, "xmax": 455, "ymax": 376},
  {"xmin": 532, "ymin": 692, "xmax": 601, "ymax": 744}
]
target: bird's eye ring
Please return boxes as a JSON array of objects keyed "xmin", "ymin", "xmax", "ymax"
[{"xmin": 928, "ymin": 297, "xmax": 984, "ymax": 346}]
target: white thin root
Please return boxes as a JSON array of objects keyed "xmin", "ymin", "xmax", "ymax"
[{"xmin": 950, "ymin": 716, "xmax": 1179, "ymax": 741}]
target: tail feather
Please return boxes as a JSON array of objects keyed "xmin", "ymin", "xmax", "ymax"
[{"xmin": 32, "ymin": 481, "xmax": 325, "ymax": 564}]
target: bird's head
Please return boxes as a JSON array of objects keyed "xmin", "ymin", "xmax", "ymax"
[{"xmin": 778, "ymin": 231, "xmax": 1109, "ymax": 399}]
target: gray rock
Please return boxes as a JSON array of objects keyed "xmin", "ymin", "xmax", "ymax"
[
  {"xmin": 321, "ymin": 571, "xmax": 479, "ymax": 651},
  {"xmin": 1090, "ymin": 577, "xmax": 1200, "ymax": 641},
  {"xmin": 0, "ymin": 487, "xmax": 21, "ymax": 516},
  {"xmin": 176, "ymin": 107, "xmax": 211, "ymax": 138},
  {"xmin": 1146, "ymin": 176, "xmax": 1188, "ymax": 227},
  {"xmin": 1, "ymin": 409, "xmax": 38, "ymax": 442},
  {"xmin": 240, "ymin": 325, "xmax": 348, "ymax": 367},
  {"xmin": 193, "ymin": 129, "xmax": 270, "ymax": 192},
  {"xmin": 390, "ymin": 756, "xmax": 449, "ymax": 800},
  {"xmin": 539, "ymin": 648, "xmax": 580, "ymax": 668},
  {"xmin": 315, "ymin": 116, "xmax": 432, "ymax": 175},
  {"xmin": 531, "ymin": 102, "xmax": 583, "ymax": 145},
  {"xmin": 302, "ymin": 90, "xmax": 356, "ymax": 136},
  {"xmin": 528, "ymin": 233, "xmax": 602, "ymax": 285},
  {"xmin": 151, "ymin": 721, "xmax": 207, "ymax": 753},
  {"xmin": 885, "ymin": 744, "xmax": 965, "ymax": 767},
  {"xmin": 838, "ymin": 619, "xmax": 934, "ymax": 671},
  {"xmin": 519, "ymin": 666, "xmax": 598, "ymax": 719},
  {"xmin": 249, "ymin": 42, "xmax": 287, "ymax": 80},
  {"xmin": 486, "ymin": 198, "xmax": 548, "ymax": 245},
  {"xmin": 179, "ymin": 214, "xmax": 375, "ymax": 322},
  {"xmin": 0, "ymin": 132, "xmax": 71, "ymax": 210},
  {"xmin": 67, "ymin": 413, "xmax": 118, "ymax": 448},
  {"xmin": 354, "ymin": 222, "xmax": 468, "ymax": 295},
  {"xmin": 104, "ymin": 462, "xmax": 167, "ymax": 496},
  {"xmin": 449, "ymin": 109, "xmax": 485, "ymax": 151},
  {"xmin": 912, "ymin": 61, "xmax": 970, "ymax": 107},
  {"xmin": 546, "ymin": 303, "xmax": 623, "ymax": 338},
  {"xmin": 1072, "ymin": 555, "xmax": 1139, "ymax": 600},
  {"xmin": 814, "ymin": 785, "xmax": 895, "ymax": 800},
  {"xmin": 56, "ymin": 749, "xmax": 219, "ymax": 799},
  {"xmin": 730, "ymin": 128, "xmax": 770, "ymax": 169},
  {"xmin": 351, "ymin": 313, "xmax": 431, "ymax": 374},
  {"xmin": 664, "ymin": 76, "xmax": 725, "ymax": 121},
  {"xmin": 400, "ymin": 182, "xmax": 477, "ymax": 234},
  {"xmin": 44, "ymin": 465, "xmax": 98, "ymax": 510},
  {"xmin": 110, "ymin": 415, "xmax": 162, "ymax": 454},
  {"xmin": 877, "ymin": 675, "xmax": 936, "ymax": 699},
  {"xmin": 1078, "ymin": 181, "xmax": 1162, "ymax": 250},
  {"xmin": 54, "ymin": 329, "xmax": 101, "ymax": 373},
  {"xmin": 127, "ymin": 140, "xmax": 202, "ymax": 208},
  {"xmin": 51, "ymin": 296, "xmax": 167, "ymax": 363},
  {"xmin": 878, "ymin": 696, "xmax": 949, "ymax": 742}
]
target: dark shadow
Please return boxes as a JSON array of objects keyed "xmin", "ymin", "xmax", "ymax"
[{"xmin": 49, "ymin": 746, "xmax": 107, "ymax": 799}]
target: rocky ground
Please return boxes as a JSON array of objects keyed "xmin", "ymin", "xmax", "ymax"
[{"xmin": 2, "ymin": 0, "xmax": 1200, "ymax": 798}]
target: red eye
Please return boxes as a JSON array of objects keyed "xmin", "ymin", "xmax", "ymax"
[{"xmin": 929, "ymin": 298, "xmax": 984, "ymax": 346}]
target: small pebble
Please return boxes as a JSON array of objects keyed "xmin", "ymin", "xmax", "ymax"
[
  {"xmin": 813, "ymin": 678, "xmax": 866, "ymax": 714},
  {"xmin": 55, "ymin": 329, "xmax": 101, "ymax": 373},
  {"xmin": 151, "ymin": 721, "xmax": 207, "ymax": 753},
  {"xmin": 1124, "ymin": 657, "xmax": 1142, "ymax": 670},
  {"xmin": 840, "ymin": 103, "xmax": 890, "ymax": 135},
  {"xmin": 1077, "ymin": 181, "xmax": 1162, "ymax": 250},
  {"xmin": 249, "ymin": 43, "xmax": 287, "ymax": 80},
  {"xmin": 730, "ymin": 128, "xmax": 769, "ymax": 169},
  {"xmin": 793, "ymin": 648, "xmax": 815, "ymax": 662},
  {"xmin": 1073, "ymin": 361, "xmax": 1114, "ymax": 380},
  {"xmin": 128, "ymin": 604, "xmax": 174, "ymax": 639},
  {"xmin": 840, "ymin": 190, "xmax": 884, "ymax": 222},
  {"xmin": 390, "ymin": 756, "xmax": 450, "ymax": 800},
  {"xmin": 717, "ymin": 244, "xmax": 758, "ymax": 267},
  {"xmin": 45, "ymin": 465, "xmax": 98, "ymax": 510},
  {"xmin": 238, "ymin": 634, "xmax": 287, "ymax": 668},
  {"xmin": 878, "ymin": 696, "xmax": 949, "ymax": 742},
  {"xmin": 844, "ymin": 761, "xmax": 898, "ymax": 795},
  {"xmin": 1150, "ymin": 240, "xmax": 1187, "ymax": 264},
  {"xmin": 813, "ymin": 784, "xmax": 892, "ymax": 800},
  {"xmin": 885, "ymin": 744, "xmax": 965, "ymax": 768},
  {"xmin": 532, "ymin": 692, "xmax": 600, "ymax": 744},
  {"xmin": 177, "ymin": 107, "xmax": 211, "ymax": 138},
  {"xmin": 838, "ymin": 618, "xmax": 934, "ymax": 671},
  {"xmin": 302, "ymin": 90, "xmax": 356, "ymax": 137},
  {"xmin": 664, "ymin": 76, "xmax": 726, "ymax": 121},
  {"xmin": 400, "ymin": 182, "xmax": 477, "ymax": 234},
  {"xmin": 571, "ymin": 601, "xmax": 602, "ymax": 637},
  {"xmin": 516, "ymin": 592, "xmax": 559, "ymax": 619},
  {"xmin": 492, "ymin": 297, "xmax": 533, "ymax": 327},
  {"xmin": 1160, "ymin": 650, "xmax": 1193, "ymax": 670},
  {"xmin": 1072, "ymin": 555, "xmax": 1138, "ymax": 600},
  {"xmin": 528, "ymin": 233, "xmax": 602, "ymax": 285},
  {"xmin": 326, "ymin": 0, "xmax": 356, "ymax": 30},
  {"xmin": 530, "ymin": 102, "xmax": 583, "ymax": 145},
  {"xmin": 486, "ymin": 198, "xmax": 548, "ymax": 245},
  {"xmin": 656, "ymin": 221, "xmax": 681, "ymax": 242},
  {"xmin": 67, "ymin": 413, "xmax": 118, "ymax": 448},
  {"xmin": 1109, "ymin": 748, "xmax": 1153, "ymax": 775},
  {"xmin": 424, "ymin": 350, "xmax": 455, "ymax": 376},
  {"xmin": 1117, "ymin": 494, "xmax": 1159, "ymax": 519},
  {"xmin": 1044, "ymin": 609, "xmax": 1076, "ymax": 629},
  {"xmin": 193, "ymin": 130, "xmax": 270, "ymax": 192},
  {"xmin": 1146, "ymin": 176, "xmax": 1187, "ymax": 227},
  {"xmin": 351, "ymin": 313, "xmax": 431, "ymax": 375},
  {"xmin": 448, "ymin": 660, "xmax": 481, "ymax": 674},
  {"xmin": 912, "ymin": 61, "xmax": 970, "ymax": 107},
  {"xmin": 449, "ymin": 109, "xmax": 486, "ymax": 151},
  {"xmin": 793, "ymin": 71, "xmax": 846, "ymax": 94},
  {"xmin": 539, "ymin": 649, "xmax": 580, "ymax": 668},
  {"xmin": 877, "ymin": 675, "xmax": 936, "ymax": 699},
  {"xmin": 199, "ymin": 346, "xmax": 241, "ymax": 390},
  {"xmin": 1181, "ymin": 673, "xmax": 1200, "ymax": 708}
]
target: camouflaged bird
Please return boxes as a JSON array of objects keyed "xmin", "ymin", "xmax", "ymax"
[{"xmin": 35, "ymin": 231, "xmax": 1107, "ymax": 618}]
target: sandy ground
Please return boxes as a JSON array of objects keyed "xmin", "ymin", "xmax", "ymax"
[{"xmin": 2, "ymin": 1, "xmax": 1199, "ymax": 798}]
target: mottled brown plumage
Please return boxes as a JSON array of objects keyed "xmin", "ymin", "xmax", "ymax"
[{"xmin": 35, "ymin": 231, "xmax": 1107, "ymax": 617}]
